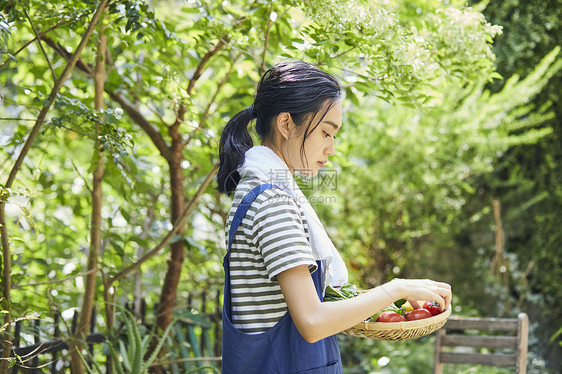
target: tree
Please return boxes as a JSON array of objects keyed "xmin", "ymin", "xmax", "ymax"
[
  {"xmin": 321, "ymin": 47, "xmax": 559, "ymax": 283},
  {"xmin": 0, "ymin": 1, "xmax": 110, "ymax": 371},
  {"xmin": 464, "ymin": 0, "xmax": 562, "ymax": 369},
  {"xmin": 1, "ymin": 0, "xmax": 555, "ymax": 371}
]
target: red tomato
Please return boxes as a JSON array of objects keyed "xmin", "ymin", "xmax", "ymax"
[
  {"xmin": 422, "ymin": 300, "xmax": 443, "ymax": 316},
  {"xmin": 405, "ymin": 308, "xmax": 433, "ymax": 321},
  {"xmin": 376, "ymin": 311, "xmax": 406, "ymax": 322}
]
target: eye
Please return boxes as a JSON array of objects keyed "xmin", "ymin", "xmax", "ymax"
[{"xmin": 324, "ymin": 131, "xmax": 334, "ymax": 139}]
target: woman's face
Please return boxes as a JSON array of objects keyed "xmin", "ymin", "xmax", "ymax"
[{"xmin": 282, "ymin": 102, "xmax": 342, "ymax": 177}]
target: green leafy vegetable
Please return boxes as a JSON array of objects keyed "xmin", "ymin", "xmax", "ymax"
[
  {"xmin": 324, "ymin": 284, "xmax": 407, "ymax": 322},
  {"xmin": 324, "ymin": 284, "xmax": 360, "ymax": 301}
]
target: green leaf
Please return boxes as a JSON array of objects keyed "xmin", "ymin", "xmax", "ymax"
[
  {"xmin": 345, "ymin": 87, "xmax": 360, "ymax": 107},
  {"xmin": 181, "ymin": 6, "xmax": 200, "ymax": 14},
  {"xmin": 140, "ymin": 317, "xmax": 177, "ymax": 372},
  {"xmin": 120, "ymin": 209, "xmax": 131, "ymax": 223},
  {"xmin": 108, "ymin": 344, "xmax": 126, "ymax": 374},
  {"xmin": 549, "ymin": 326, "xmax": 562, "ymax": 345},
  {"xmin": 118, "ymin": 340, "xmax": 131, "ymax": 371}
]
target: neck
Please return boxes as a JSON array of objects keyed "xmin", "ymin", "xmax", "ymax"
[{"xmin": 261, "ymin": 141, "xmax": 294, "ymax": 173}]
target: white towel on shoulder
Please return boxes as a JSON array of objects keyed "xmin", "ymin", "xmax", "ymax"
[{"xmin": 237, "ymin": 145, "xmax": 348, "ymax": 289}]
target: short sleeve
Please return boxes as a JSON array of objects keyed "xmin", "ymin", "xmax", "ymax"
[{"xmin": 252, "ymin": 191, "xmax": 317, "ymax": 280}]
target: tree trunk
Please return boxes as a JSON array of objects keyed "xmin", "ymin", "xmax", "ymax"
[
  {"xmin": 69, "ymin": 11, "xmax": 107, "ymax": 373},
  {"xmin": 156, "ymin": 151, "xmax": 185, "ymax": 330},
  {"xmin": 0, "ymin": 206, "xmax": 12, "ymax": 373},
  {"xmin": 150, "ymin": 138, "xmax": 184, "ymax": 374}
]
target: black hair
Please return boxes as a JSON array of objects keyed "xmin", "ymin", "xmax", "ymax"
[{"xmin": 217, "ymin": 60, "xmax": 341, "ymax": 195}]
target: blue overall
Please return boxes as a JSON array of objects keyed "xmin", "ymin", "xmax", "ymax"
[{"xmin": 222, "ymin": 184, "xmax": 343, "ymax": 373}]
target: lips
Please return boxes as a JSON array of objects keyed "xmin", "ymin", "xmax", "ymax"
[{"xmin": 317, "ymin": 161, "xmax": 326, "ymax": 168}]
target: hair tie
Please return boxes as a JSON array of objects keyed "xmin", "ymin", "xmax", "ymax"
[{"xmin": 249, "ymin": 105, "xmax": 257, "ymax": 119}]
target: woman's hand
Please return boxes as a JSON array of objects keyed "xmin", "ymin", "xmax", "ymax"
[{"xmin": 384, "ymin": 278, "xmax": 452, "ymax": 312}]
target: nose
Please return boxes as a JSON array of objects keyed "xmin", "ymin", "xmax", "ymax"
[{"xmin": 326, "ymin": 137, "xmax": 335, "ymax": 156}]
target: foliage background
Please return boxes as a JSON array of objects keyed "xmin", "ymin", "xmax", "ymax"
[{"xmin": 1, "ymin": 0, "xmax": 561, "ymax": 372}]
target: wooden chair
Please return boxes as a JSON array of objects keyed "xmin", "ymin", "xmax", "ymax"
[{"xmin": 433, "ymin": 313, "xmax": 529, "ymax": 374}]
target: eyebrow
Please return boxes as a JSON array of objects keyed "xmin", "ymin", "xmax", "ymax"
[{"xmin": 323, "ymin": 120, "xmax": 342, "ymax": 130}]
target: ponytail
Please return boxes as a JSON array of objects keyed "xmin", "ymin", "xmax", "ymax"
[{"xmin": 217, "ymin": 105, "xmax": 256, "ymax": 195}]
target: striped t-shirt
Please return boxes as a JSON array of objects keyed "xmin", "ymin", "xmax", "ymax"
[{"xmin": 225, "ymin": 176, "xmax": 317, "ymax": 334}]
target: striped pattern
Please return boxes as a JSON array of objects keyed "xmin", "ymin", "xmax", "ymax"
[{"xmin": 226, "ymin": 176, "xmax": 317, "ymax": 334}]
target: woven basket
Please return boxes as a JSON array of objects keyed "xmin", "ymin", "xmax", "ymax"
[{"xmin": 341, "ymin": 305, "xmax": 452, "ymax": 341}]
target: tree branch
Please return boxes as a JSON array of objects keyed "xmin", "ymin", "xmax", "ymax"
[
  {"xmin": 20, "ymin": 3, "xmax": 57, "ymax": 82},
  {"xmin": 186, "ymin": 38, "xmax": 228, "ymax": 96},
  {"xmin": 70, "ymin": 159, "xmax": 93, "ymax": 194},
  {"xmin": 107, "ymin": 90, "xmax": 171, "ymax": 160},
  {"xmin": 0, "ymin": 90, "xmax": 41, "ymax": 113},
  {"xmin": 0, "ymin": 117, "xmax": 35, "ymax": 121},
  {"xmin": 0, "ymin": 18, "xmax": 75, "ymax": 70},
  {"xmin": 332, "ymin": 46, "xmax": 357, "ymax": 60},
  {"xmin": 170, "ymin": 103, "xmax": 186, "ymax": 132},
  {"xmin": 40, "ymin": 35, "xmax": 94, "ymax": 76},
  {"xmin": 180, "ymin": 25, "xmax": 247, "ymax": 132},
  {"xmin": 185, "ymin": 15, "xmax": 249, "ymax": 94},
  {"xmin": 3, "ymin": 10, "xmax": 104, "ymax": 189},
  {"xmin": 184, "ymin": 53, "xmax": 241, "ymax": 147},
  {"xmin": 261, "ymin": 2, "xmax": 274, "ymax": 75},
  {"xmin": 147, "ymin": 101, "xmax": 172, "ymax": 127},
  {"xmin": 11, "ymin": 269, "xmax": 97, "ymax": 289},
  {"xmin": 107, "ymin": 162, "xmax": 219, "ymax": 286},
  {"xmin": 40, "ymin": 36, "xmax": 172, "ymax": 160}
]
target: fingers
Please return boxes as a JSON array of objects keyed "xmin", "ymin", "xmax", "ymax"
[
  {"xmin": 409, "ymin": 299, "xmax": 421, "ymax": 309},
  {"xmin": 408, "ymin": 279, "xmax": 452, "ymax": 311},
  {"xmin": 435, "ymin": 281, "xmax": 452, "ymax": 290},
  {"xmin": 434, "ymin": 282, "xmax": 452, "ymax": 311},
  {"xmin": 389, "ymin": 278, "xmax": 452, "ymax": 312},
  {"xmin": 435, "ymin": 295, "xmax": 447, "ymax": 311}
]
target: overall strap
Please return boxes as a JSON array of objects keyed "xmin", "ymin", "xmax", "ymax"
[
  {"xmin": 226, "ymin": 183, "xmax": 279, "ymax": 255},
  {"xmin": 223, "ymin": 183, "xmax": 279, "ymax": 318}
]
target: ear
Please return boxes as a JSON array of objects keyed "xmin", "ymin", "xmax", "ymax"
[{"xmin": 274, "ymin": 112, "xmax": 295, "ymax": 141}]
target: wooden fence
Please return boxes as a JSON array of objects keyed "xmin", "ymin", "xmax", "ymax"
[{"xmin": 3, "ymin": 290, "xmax": 223, "ymax": 373}]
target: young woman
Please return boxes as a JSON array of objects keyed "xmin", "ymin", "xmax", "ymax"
[{"xmin": 217, "ymin": 60, "xmax": 452, "ymax": 373}]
